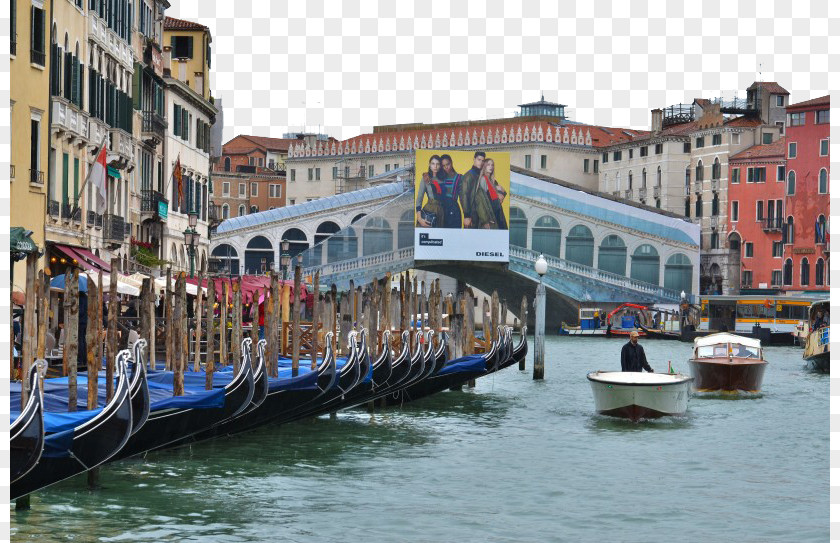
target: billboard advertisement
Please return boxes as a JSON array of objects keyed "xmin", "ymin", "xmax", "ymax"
[{"xmin": 414, "ymin": 149, "xmax": 510, "ymax": 262}]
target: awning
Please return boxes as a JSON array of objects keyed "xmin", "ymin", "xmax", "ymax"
[
  {"xmin": 50, "ymin": 272, "xmax": 141, "ymax": 297},
  {"xmin": 54, "ymin": 244, "xmax": 96, "ymax": 271},
  {"xmin": 73, "ymin": 246, "xmax": 112, "ymax": 272},
  {"xmin": 11, "ymin": 227, "xmax": 39, "ymax": 261},
  {"xmin": 107, "ymin": 166, "xmax": 121, "ymax": 179}
]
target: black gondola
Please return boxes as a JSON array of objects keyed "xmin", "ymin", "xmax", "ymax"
[
  {"xmin": 129, "ymin": 340, "xmax": 151, "ymax": 435},
  {"xmin": 11, "ymin": 360, "xmax": 46, "ymax": 484},
  {"xmin": 12, "ymin": 353, "xmax": 134, "ymax": 500}
]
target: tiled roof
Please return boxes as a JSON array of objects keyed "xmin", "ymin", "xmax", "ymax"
[
  {"xmin": 729, "ymin": 137, "xmax": 786, "ymax": 162},
  {"xmin": 694, "ymin": 98, "xmax": 711, "ymax": 107},
  {"xmin": 223, "ymin": 135, "xmax": 299, "ymax": 153},
  {"xmin": 746, "ymin": 81, "xmax": 790, "ymax": 95},
  {"xmin": 787, "ymin": 95, "xmax": 830, "ymax": 110},
  {"xmin": 163, "ymin": 16, "xmax": 208, "ymax": 31},
  {"xmin": 723, "ymin": 116, "xmax": 763, "ymax": 128}
]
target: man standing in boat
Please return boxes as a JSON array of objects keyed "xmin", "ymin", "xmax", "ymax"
[{"xmin": 621, "ymin": 331, "xmax": 654, "ymax": 373}]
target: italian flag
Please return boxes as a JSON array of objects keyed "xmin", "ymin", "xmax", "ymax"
[{"xmin": 88, "ymin": 143, "xmax": 108, "ymax": 214}]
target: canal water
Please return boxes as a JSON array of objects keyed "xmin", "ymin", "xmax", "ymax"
[{"xmin": 11, "ymin": 336, "xmax": 828, "ymax": 542}]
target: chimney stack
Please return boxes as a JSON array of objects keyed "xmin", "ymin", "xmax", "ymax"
[{"xmin": 651, "ymin": 109, "xmax": 663, "ymax": 134}]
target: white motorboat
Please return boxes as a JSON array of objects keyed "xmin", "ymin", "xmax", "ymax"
[{"xmin": 587, "ymin": 371, "xmax": 693, "ymax": 421}]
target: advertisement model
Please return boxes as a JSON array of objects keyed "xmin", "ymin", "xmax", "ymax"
[{"xmin": 414, "ymin": 149, "xmax": 510, "ymax": 262}]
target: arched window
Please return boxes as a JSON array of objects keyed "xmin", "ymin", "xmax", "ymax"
[
  {"xmin": 312, "ymin": 221, "xmax": 341, "ymax": 265},
  {"xmin": 783, "ymin": 258, "xmax": 793, "ymax": 286},
  {"xmin": 819, "ymin": 168, "xmax": 827, "ymax": 194},
  {"xmin": 712, "ymin": 193, "xmax": 719, "ymax": 216},
  {"xmin": 224, "ymin": 157, "xmax": 231, "ymax": 171},
  {"xmin": 685, "ymin": 167, "xmax": 690, "ymax": 188},
  {"xmin": 532, "ymin": 215, "xmax": 561, "ymax": 257},
  {"xmin": 800, "ymin": 258, "xmax": 810, "ymax": 286},
  {"xmin": 509, "ymin": 207, "xmax": 528, "ymax": 248},
  {"xmin": 787, "ymin": 170, "xmax": 796, "ymax": 195},
  {"xmin": 664, "ymin": 253, "xmax": 692, "ymax": 293},
  {"xmin": 631, "ymin": 244, "xmax": 660, "ymax": 285},
  {"xmin": 281, "ymin": 227, "xmax": 309, "ymax": 261},
  {"xmin": 816, "ymin": 258, "xmax": 825, "ymax": 286},
  {"xmin": 784, "ymin": 216, "xmax": 794, "ymax": 244},
  {"xmin": 250, "ymin": 205, "xmax": 258, "ymax": 214},
  {"xmin": 398, "ymin": 209, "xmax": 414, "ymax": 249},
  {"xmin": 628, "ymin": 171, "xmax": 633, "ymax": 191},
  {"xmin": 238, "ymin": 204, "xmax": 246, "ymax": 217},
  {"xmin": 641, "ymin": 168, "xmax": 647, "ymax": 188},
  {"xmin": 362, "ymin": 217, "xmax": 393, "ymax": 256},
  {"xmin": 695, "ymin": 160, "xmax": 704, "ymax": 182},
  {"xmin": 712, "ymin": 157, "xmax": 721, "ymax": 180},
  {"xmin": 221, "ymin": 204, "xmax": 229, "ymax": 219},
  {"xmin": 598, "ymin": 235, "xmax": 627, "ymax": 276},
  {"xmin": 816, "ymin": 215, "xmax": 827, "ymax": 244},
  {"xmin": 565, "ymin": 225, "xmax": 594, "ymax": 267},
  {"xmin": 244, "ymin": 235, "xmax": 274, "ymax": 274},
  {"xmin": 211, "ymin": 244, "xmax": 239, "ymax": 276},
  {"xmin": 657, "ymin": 166, "xmax": 662, "ymax": 187},
  {"xmin": 351, "ymin": 213, "xmax": 367, "ymax": 223}
]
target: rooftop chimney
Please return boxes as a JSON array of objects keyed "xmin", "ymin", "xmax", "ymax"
[{"xmin": 651, "ymin": 109, "xmax": 663, "ymax": 134}]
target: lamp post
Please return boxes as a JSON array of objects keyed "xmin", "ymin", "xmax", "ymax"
[
  {"xmin": 183, "ymin": 211, "xmax": 199, "ymax": 278},
  {"xmin": 533, "ymin": 254, "xmax": 547, "ymax": 380},
  {"xmin": 280, "ymin": 239, "xmax": 291, "ymax": 282}
]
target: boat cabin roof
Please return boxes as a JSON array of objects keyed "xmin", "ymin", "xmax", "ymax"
[{"xmin": 694, "ymin": 332, "xmax": 761, "ymax": 349}]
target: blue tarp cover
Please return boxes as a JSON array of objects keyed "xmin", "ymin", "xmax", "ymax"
[
  {"xmin": 436, "ymin": 355, "xmax": 487, "ymax": 376},
  {"xmin": 43, "ymin": 429, "xmax": 75, "ymax": 458}
]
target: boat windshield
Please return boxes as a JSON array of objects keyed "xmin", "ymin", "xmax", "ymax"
[
  {"xmin": 697, "ymin": 343, "xmax": 760, "ymax": 358},
  {"xmin": 731, "ymin": 344, "xmax": 760, "ymax": 358}
]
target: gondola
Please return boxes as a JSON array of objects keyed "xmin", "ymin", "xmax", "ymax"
[
  {"xmin": 12, "ymin": 353, "xmax": 134, "ymax": 500},
  {"xmin": 11, "ymin": 360, "xmax": 47, "ymax": 484},
  {"xmin": 502, "ymin": 326, "xmax": 528, "ymax": 370},
  {"xmin": 112, "ymin": 340, "xmax": 254, "ymax": 460},
  {"xmin": 129, "ymin": 340, "xmax": 151, "ymax": 435}
]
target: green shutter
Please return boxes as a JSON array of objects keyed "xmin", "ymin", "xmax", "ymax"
[
  {"xmin": 62, "ymin": 153, "xmax": 69, "ymax": 206},
  {"xmin": 73, "ymin": 158, "xmax": 80, "ymax": 203},
  {"xmin": 173, "ymin": 104, "xmax": 180, "ymax": 134},
  {"xmin": 187, "ymin": 36, "xmax": 194, "ymax": 58},
  {"xmin": 132, "ymin": 64, "xmax": 142, "ymax": 110}
]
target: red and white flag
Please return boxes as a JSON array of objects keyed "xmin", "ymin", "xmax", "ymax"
[
  {"xmin": 174, "ymin": 154, "xmax": 183, "ymax": 203},
  {"xmin": 87, "ymin": 143, "xmax": 108, "ymax": 214}
]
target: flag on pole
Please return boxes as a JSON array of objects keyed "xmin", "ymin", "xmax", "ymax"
[
  {"xmin": 88, "ymin": 142, "xmax": 108, "ymax": 214},
  {"xmin": 174, "ymin": 154, "xmax": 183, "ymax": 205}
]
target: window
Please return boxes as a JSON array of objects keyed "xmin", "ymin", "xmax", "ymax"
[
  {"xmin": 773, "ymin": 269, "xmax": 783, "ymax": 286},
  {"xmin": 583, "ymin": 159, "xmax": 589, "ymax": 173},
  {"xmin": 747, "ymin": 167, "xmax": 766, "ymax": 183},
  {"xmin": 628, "ymin": 149, "xmax": 634, "ymax": 159},
  {"xmin": 654, "ymin": 143, "xmax": 663, "ymax": 154},
  {"xmin": 332, "ymin": 166, "xmax": 338, "ymax": 179},
  {"xmin": 731, "ymin": 168, "xmax": 739, "ymax": 184},
  {"xmin": 711, "ymin": 193, "xmax": 719, "ymax": 215},
  {"xmin": 613, "ymin": 151, "xmax": 622, "ymax": 161},
  {"xmin": 250, "ymin": 182, "xmax": 258, "ymax": 197},
  {"xmin": 269, "ymin": 184, "xmax": 282, "ymax": 198},
  {"xmin": 820, "ymin": 139, "xmax": 829, "ymax": 156},
  {"xmin": 639, "ymin": 146, "xmax": 648, "ymax": 157},
  {"xmin": 772, "ymin": 241, "xmax": 783, "ymax": 258},
  {"xmin": 776, "ymin": 121, "xmax": 785, "ymax": 135},
  {"xmin": 315, "ymin": 167, "xmax": 320, "ymax": 180},
  {"xmin": 222, "ymin": 182, "xmax": 230, "ymax": 196},
  {"xmin": 684, "ymin": 198, "xmax": 690, "ymax": 218},
  {"xmin": 368, "ymin": 165, "xmax": 373, "ymax": 177},
  {"xmin": 259, "ymin": 158, "xmax": 264, "ymax": 167},
  {"xmin": 816, "ymin": 110, "xmax": 829, "ymax": 124},
  {"xmin": 756, "ymin": 201, "xmax": 763, "ymax": 221},
  {"xmin": 800, "ymin": 258, "xmax": 810, "ymax": 286},
  {"xmin": 307, "ymin": 168, "xmax": 313, "ymax": 181},
  {"xmin": 290, "ymin": 169, "xmax": 296, "ymax": 182},
  {"xmin": 731, "ymin": 133, "xmax": 740, "ymax": 145},
  {"xmin": 731, "ymin": 201, "xmax": 739, "ymax": 221},
  {"xmin": 385, "ymin": 164, "xmax": 390, "ymax": 172},
  {"xmin": 744, "ymin": 242, "xmax": 754, "ymax": 258},
  {"xmin": 224, "ymin": 157, "xmax": 230, "ymax": 171},
  {"xmin": 30, "ymin": 117, "xmax": 41, "ymax": 180},
  {"xmin": 394, "ymin": 164, "xmax": 398, "ymax": 170},
  {"xmin": 742, "ymin": 271, "xmax": 753, "ymax": 287},
  {"xmin": 712, "ymin": 158, "xmax": 721, "ymax": 180},
  {"xmin": 524, "ymin": 155, "xmax": 531, "ymax": 169},
  {"xmin": 221, "ymin": 204, "xmax": 229, "ymax": 219},
  {"xmin": 784, "ymin": 217, "xmax": 794, "ymax": 244},
  {"xmin": 628, "ymin": 171, "xmax": 633, "ymax": 190},
  {"xmin": 248, "ymin": 157, "xmax": 255, "ymax": 166},
  {"xmin": 250, "ymin": 205, "xmax": 258, "ymax": 214},
  {"xmin": 641, "ymin": 168, "xmax": 647, "ymax": 188},
  {"xmin": 712, "ymin": 134, "xmax": 722, "ymax": 146},
  {"xmin": 540, "ymin": 155, "xmax": 547, "ymax": 168},
  {"xmin": 593, "ymin": 160, "xmax": 599, "ymax": 174},
  {"xmin": 695, "ymin": 161, "xmax": 704, "ymax": 182},
  {"xmin": 816, "ymin": 215, "xmax": 827, "ymax": 244},
  {"xmin": 171, "ymin": 35, "xmax": 194, "ymax": 59},
  {"xmin": 656, "ymin": 166, "xmax": 661, "ymax": 187},
  {"xmin": 683, "ymin": 142, "xmax": 690, "ymax": 153},
  {"xmin": 695, "ymin": 196, "xmax": 703, "ymax": 218},
  {"xmin": 777, "ymin": 165, "xmax": 785, "ymax": 181},
  {"xmin": 816, "ymin": 259, "xmax": 825, "ymax": 286},
  {"xmin": 696, "ymin": 137, "xmax": 705, "ymax": 148},
  {"xmin": 762, "ymin": 133, "xmax": 773, "ymax": 144},
  {"xmin": 710, "ymin": 230, "xmax": 719, "ymax": 249},
  {"xmin": 602, "ymin": 152, "xmax": 608, "ymax": 164},
  {"xmin": 788, "ymin": 142, "xmax": 797, "ymax": 159},
  {"xmin": 238, "ymin": 204, "xmax": 245, "ymax": 216},
  {"xmin": 788, "ymin": 112, "xmax": 805, "ymax": 126},
  {"xmin": 238, "ymin": 183, "xmax": 245, "ymax": 197},
  {"xmin": 268, "ymin": 159, "xmax": 275, "ymax": 169},
  {"xmin": 30, "ymin": 6, "xmax": 46, "ymax": 66},
  {"xmin": 775, "ymin": 95, "xmax": 785, "ymax": 107},
  {"xmin": 819, "ymin": 169, "xmax": 827, "ymax": 194},
  {"xmin": 786, "ymin": 170, "xmax": 795, "ymax": 195},
  {"xmin": 289, "ymin": 198, "xmax": 295, "ymax": 205}
]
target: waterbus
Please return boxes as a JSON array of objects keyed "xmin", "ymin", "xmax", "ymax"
[{"xmin": 697, "ymin": 295, "xmax": 813, "ymax": 342}]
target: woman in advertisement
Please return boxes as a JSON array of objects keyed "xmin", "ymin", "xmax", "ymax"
[
  {"xmin": 415, "ymin": 154, "xmax": 445, "ymax": 227},
  {"xmin": 471, "ymin": 157, "xmax": 508, "ymax": 229}
]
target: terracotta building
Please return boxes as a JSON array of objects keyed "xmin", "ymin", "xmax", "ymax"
[{"xmin": 781, "ymin": 95, "xmax": 830, "ymax": 292}]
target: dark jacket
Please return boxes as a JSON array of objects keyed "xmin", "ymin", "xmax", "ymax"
[{"xmin": 621, "ymin": 341, "xmax": 652, "ymax": 372}]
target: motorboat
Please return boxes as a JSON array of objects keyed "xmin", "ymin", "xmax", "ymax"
[
  {"xmin": 587, "ymin": 370, "xmax": 693, "ymax": 421},
  {"xmin": 687, "ymin": 333, "xmax": 767, "ymax": 394},
  {"xmin": 802, "ymin": 300, "xmax": 829, "ymax": 373}
]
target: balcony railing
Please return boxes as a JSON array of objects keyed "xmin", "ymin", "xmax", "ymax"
[
  {"xmin": 653, "ymin": 186, "xmax": 661, "ymax": 198},
  {"xmin": 48, "ymin": 200, "xmax": 60, "ymax": 218},
  {"xmin": 30, "ymin": 48, "xmax": 45, "ymax": 66},
  {"xmin": 624, "ymin": 189, "xmax": 633, "ymax": 199},
  {"xmin": 103, "ymin": 214, "xmax": 126, "ymax": 242},
  {"xmin": 141, "ymin": 111, "xmax": 167, "ymax": 142},
  {"xmin": 762, "ymin": 217, "xmax": 783, "ymax": 231},
  {"xmin": 87, "ymin": 210, "xmax": 96, "ymax": 228},
  {"xmin": 638, "ymin": 187, "xmax": 647, "ymax": 200},
  {"xmin": 52, "ymin": 98, "xmax": 90, "ymax": 140},
  {"xmin": 29, "ymin": 169, "xmax": 44, "ymax": 185},
  {"xmin": 141, "ymin": 189, "xmax": 168, "ymax": 219},
  {"xmin": 95, "ymin": 213, "xmax": 103, "ymax": 228}
]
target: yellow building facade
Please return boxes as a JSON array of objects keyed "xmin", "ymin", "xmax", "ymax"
[
  {"xmin": 10, "ymin": 0, "xmax": 52, "ymax": 291},
  {"xmin": 163, "ymin": 17, "xmax": 213, "ymax": 101}
]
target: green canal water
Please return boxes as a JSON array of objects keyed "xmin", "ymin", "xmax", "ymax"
[{"xmin": 11, "ymin": 336, "xmax": 828, "ymax": 542}]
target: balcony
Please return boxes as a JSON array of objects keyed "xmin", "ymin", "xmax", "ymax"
[
  {"xmin": 653, "ymin": 186, "xmax": 661, "ymax": 198},
  {"xmin": 48, "ymin": 200, "xmax": 60, "ymax": 218},
  {"xmin": 52, "ymin": 98, "xmax": 90, "ymax": 143},
  {"xmin": 694, "ymin": 180, "xmax": 703, "ymax": 193},
  {"xmin": 103, "ymin": 214, "xmax": 126, "ymax": 243},
  {"xmin": 711, "ymin": 178, "xmax": 720, "ymax": 191},
  {"xmin": 88, "ymin": 15, "xmax": 132, "ymax": 69},
  {"xmin": 95, "ymin": 213, "xmax": 103, "ymax": 229},
  {"xmin": 30, "ymin": 48, "xmax": 45, "ymax": 67},
  {"xmin": 141, "ymin": 111, "xmax": 167, "ymax": 147},
  {"xmin": 638, "ymin": 187, "xmax": 647, "ymax": 200},
  {"xmin": 108, "ymin": 128, "xmax": 133, "ymax": 169},
  {"xmin": 87, "ymin": 210, "xmax": 96, "ymax": 228},
  {"xmin": 141, "ymin": 189, "xmax": 168, "ymax": 220},
  {"xmin": 624, "ymin": 189, "xmax": 633, "ymax": 199},
  {"xmin": 60, "ymin": 202, "xmax": 82, "ymax": 223},
  {"xmin": 29, "ymin": 169, "xmax": 44, "ymax": 185},
  {"xmin": 762, "ymin": 217, "xmax": 783, "ymax": 231}
]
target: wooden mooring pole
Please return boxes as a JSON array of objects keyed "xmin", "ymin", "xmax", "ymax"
[
  {"xmin": 292, "ymin": 265, "xmax": 302, "ymax": 376},
  {"xmin": 172, "ymin": 274, "xmax": 185, "ymax": 396},
  {"xmin": 64, "ymin": 269, "xmax": 80, "ymax": 411},
  {"xmin": 205, "ymin": 279, "xmax": 216, "ymax": 389},
  {"xmin": 311, "ymin": 271, "xmax": 320, "ymax": 370},
  {"xmin": 193, "ymin": 269, "xmax": 205, "ymax": 372},
  {"xmin": 519, "ymin": 295, "xmax": 528, "ymax": 370}
]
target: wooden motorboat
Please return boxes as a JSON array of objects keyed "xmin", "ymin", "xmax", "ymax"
[
  {"xmin": 687, "ymin": 333, "xmax": 767, "ymax": 394},
  {"xmin": 10, "ymin": 361, "xmax": 46, "ymax": 484},
  {"xmin": 587, "ymin": 370, "xmax": 693, "ymax": 421},
  {"xmin": 802, "ymin": 300, "xmax": 829, "ymax": 373}
]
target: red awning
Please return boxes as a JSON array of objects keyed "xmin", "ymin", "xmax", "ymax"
[
  {"xmin": 54, "ymin": 244, "xmax": 96, "ymax": 271},
  {"xmin": 73, "ymin": 247, "xmax": 112, "ymax": 272}
]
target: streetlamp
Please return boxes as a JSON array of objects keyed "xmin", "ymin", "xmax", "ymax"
[
  {"xmin": 280, "ymin": 239, "xmax": 291, "ymax": 281},
  {"xmin": 183, "ymin": 210, "xmax": 199, "ymax": 278},
  {"xmin": 533, "ymin": 254, "xmax": 547, "ymax": 380}
]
